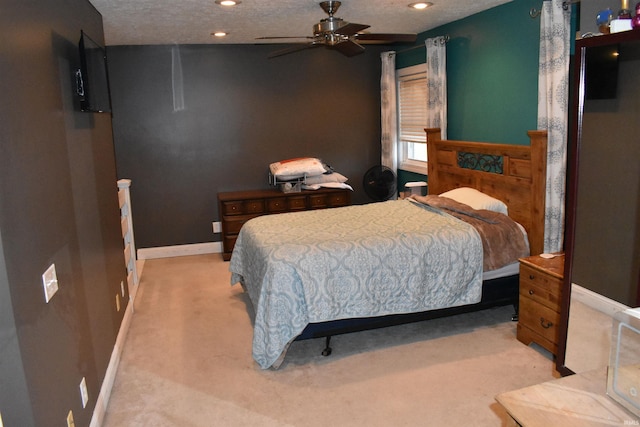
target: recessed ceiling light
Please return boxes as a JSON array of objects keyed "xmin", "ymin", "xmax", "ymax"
[
  {"xmin": 409, "ymin": 2, "xmax": 433, "ymax": 9},
  {"xmin": 215, "ymin": 0, "xmax": 240, "ymax": 5},
  {"xmin": 212, "ymin": 31, "xmax": 228, "ymax": 37}
]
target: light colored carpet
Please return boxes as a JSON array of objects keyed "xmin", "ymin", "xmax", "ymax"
[{"xmin": 103, "ymin": 254, "xmax": 559, "ymax": 426}]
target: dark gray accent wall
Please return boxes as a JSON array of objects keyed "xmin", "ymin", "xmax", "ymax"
[
  {"xmin": 108, "ymin": 44, "xmax": 385, "ymax": 248},
  {"xmin": 0, "ymin": 1, "xmax": 126, "ymax": 425}
]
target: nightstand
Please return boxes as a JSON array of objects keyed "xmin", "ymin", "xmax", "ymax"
[{"xmin": 516, "ymin": 253, "xmax": 564, "ymax": 356}]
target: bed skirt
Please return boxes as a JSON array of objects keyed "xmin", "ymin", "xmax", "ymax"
[{"xmin": 295, "ymin": 273, "xmax": 519, "ymax": 341}]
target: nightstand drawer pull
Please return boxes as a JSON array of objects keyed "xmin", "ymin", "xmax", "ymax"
[
  {"xmin": 540, "ymin": 318, "xmax": 553, "ymax": 329},
  {"xmin": 529, "ymin": 289, "xmax": 534, "ymax": 295},
  {"xmin": 529, "ymin": 274, "xmax": 535, "ymax": 280}
]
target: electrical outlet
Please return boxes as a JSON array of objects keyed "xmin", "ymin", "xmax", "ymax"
[
  {"xmin": 79, "ymin": 377, "xmax": 88, "ymax": 408},
  {"xmin": 212, "ymin": 221, "xmax": 221, "ymax": 233},
  {"xmin": 116, "ymin": 293, "xmax": 121, "ymax": 312},
  {"xmin": 66, "ymin": 410, "xmax": 75, "ymax": 427},
  {"xmin": 42, "ymin": 263, "xmax": 59, "ymax": 303}
]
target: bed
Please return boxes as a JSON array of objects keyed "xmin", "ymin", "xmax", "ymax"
[{"xmin": 230, "ymin": 128, "xmax": 548, "ymax": 369}]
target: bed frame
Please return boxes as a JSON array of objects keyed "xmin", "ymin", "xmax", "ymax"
[{"xmin": 296, "ymin": 128, "xmax": 548, "ymax": 356}]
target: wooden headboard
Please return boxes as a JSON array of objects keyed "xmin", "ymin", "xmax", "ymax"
[{"xmin": 425, "ymin": 128, "xmax": 548, "ymax": 256}]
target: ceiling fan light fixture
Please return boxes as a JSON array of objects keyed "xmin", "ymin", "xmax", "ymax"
[
  {"xmin": 215, "ymin": 0, "xmax": 240, "ymax": 6},
  {"xmin": 260, "ymin": 2, "xmax": 417, "ymax": 58},
  {"xmin": 409, "ymin": 2, "xmax": 433, "ymax": 10}
]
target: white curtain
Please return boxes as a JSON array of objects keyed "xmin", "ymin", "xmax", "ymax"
[
  {"xmin": 425, "ymin": 37, "xmax": 447, "ymax": 140},
  {"xmin": 538, "ymin": 0, "xmax": 571, "ymax": 253},
  {"xmin": 380, "ymin": 51, "xmax": 397, "ymax": 172}
]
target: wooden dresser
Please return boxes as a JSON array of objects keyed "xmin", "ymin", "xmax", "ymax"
[
  {"xmin": 517, "ymin": 253, "xmax": 564, "ymax": 355},
  {"xmin": 218, "ymin": 188, "xmax": 351, "ymax": 261}
]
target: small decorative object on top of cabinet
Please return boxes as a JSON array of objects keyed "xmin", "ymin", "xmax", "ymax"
[
  {"xmin": 633, "ymin": 2, "xmax": 640, "ymax": 28},
  {"xmin": 218, "ymin": 188, "xmax": 351, "ymax": 261},
  {"xmin": 517, "ymin": 253, "xmax": 564, "ymax": 356}
]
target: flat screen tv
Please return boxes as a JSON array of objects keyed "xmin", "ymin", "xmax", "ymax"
[
  {"xmin": 75, "ymin": 30, "xmax": 112, "ymax": 113},
  {"xmin": 585, "ymin": 43, "xmax": 619, "ymax": 100}
]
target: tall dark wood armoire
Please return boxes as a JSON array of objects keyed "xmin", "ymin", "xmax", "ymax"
[{"xmin": 557, "ymin": 30, "xmax": 640, "ymax": 374}]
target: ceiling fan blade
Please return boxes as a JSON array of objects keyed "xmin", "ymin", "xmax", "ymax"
[
  {"xmin": 334, "ymin": 22, "xmax": 370, "ymax": 36},
  {"xmin": 256, "ymin": 36, "xmax": 314, "ymax": 40},
  {"xmin": 268, "ymin": 43, "xmax": 319, "ymax": 58},
  {"xmin": 355, "ymin": 33, "xmax": 418, "ymax": 43},
  {"xmin": 332, "ymin": 40, "xmax": 365, "ymax": 57}
]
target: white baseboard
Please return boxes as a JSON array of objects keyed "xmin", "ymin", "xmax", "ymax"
[
  {"xmin": 571, "ymin": 283, "xmax": 629, "ymax": 316},
  {"xmin": 90, "ymin": 299, "xmax": 134, "ymax": 427},
  {"xmin": 137, "ymin": 242, "xmax": 222, "ymax": 260}
]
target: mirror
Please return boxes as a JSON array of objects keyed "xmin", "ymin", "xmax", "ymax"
[{"xmin": 557, "ymin": 31, "xmax": 640, "ymax": 375}]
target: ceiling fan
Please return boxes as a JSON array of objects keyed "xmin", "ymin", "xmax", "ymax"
[{"xmin": 256, "ymin": 1, "xmax": 417, "ymax": 58}]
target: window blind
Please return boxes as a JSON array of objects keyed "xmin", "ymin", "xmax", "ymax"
[{"xmin": 398, "ymin": 73, "xmax": 427, "ymax": 144}]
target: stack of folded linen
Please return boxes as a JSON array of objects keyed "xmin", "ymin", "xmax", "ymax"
[{"xmin": 269, "ymin": 157, "xmax": 352, "ymax": 191}]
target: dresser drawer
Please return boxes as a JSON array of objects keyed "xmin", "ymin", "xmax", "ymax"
[
  {"xmin": 519, "ymin": 264, "xmax": 562, "ymax": 311},
  {"xmin": 328, "ymin": 192, "xmax": 349, "ymax": 207},
  {"xmin": 287, "ymin": 196, "xmax": 307, "ymax": 211},
  {"xmin": 309, "ymin": 194, "xmax": 329, "ymax": 209},
  {"xmin": 224, "ymin": 214, "xmax": 260, "ymax": 235},
  {"xmin": 221, "ymin": 200, "xmax": 245, "ymax": 215},
  {"xmin": 519, "ymin": 296, "xmax": 561, "ymax": 346},
  {"xmin": 267, "ymin": 197, "xmax": 287, "ymax": 213},
  {"xmin": 244, "ymin": 199, "xmax": 266, "ymax": 214},
  {"xmin": 224, "ymin": 235, "xmax": 238, "ymax": 253},
  {"xmin": 222, "ymin": 199, "xmax": 265, "ymax": 215}
]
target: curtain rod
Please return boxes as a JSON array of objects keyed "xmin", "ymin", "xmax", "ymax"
[
  {"xmin": 530, "ymin": 0, "xmax": 579, "ymax": 18},
  {"xmin": 396, "ymin": 35, "xmax": 450, "ymax": 54}
]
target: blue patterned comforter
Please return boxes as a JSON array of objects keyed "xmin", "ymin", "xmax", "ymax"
[{"xmin": 229, "ymin": 199, "xmax": 483, "ymax": 369}]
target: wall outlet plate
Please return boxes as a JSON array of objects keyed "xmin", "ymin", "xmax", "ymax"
[
  {"xmin": 42, "ymin": 263, "xmax": 59, "ymax": 303},
  {"xmin": 212, "ymin": 221, "xmax": 221, "ymax": 233},
  {"xmin": 79, "ymin": 377, "xmax": 88, "ymax": 408}
]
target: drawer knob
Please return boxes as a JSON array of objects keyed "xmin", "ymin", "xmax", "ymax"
[
  {"xmin": 529, "ymin": 274, "xmax": 535, "ymax": 280},
  {"xmin": 529, "ymin": 289, "xmax": 534, "ymax": 295},
  {"xmin": 540, "ymin": 318, "xmax": 553, "ymax": 329}
]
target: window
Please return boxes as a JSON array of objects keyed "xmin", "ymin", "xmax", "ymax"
[{"xmin": 397, "ymin": 64, "xmax": 427, "ymax": 174}]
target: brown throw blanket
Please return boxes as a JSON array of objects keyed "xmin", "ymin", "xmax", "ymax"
[{"xmin": 410, "ymin": 195, "xmax": 529, "ymax": 271}]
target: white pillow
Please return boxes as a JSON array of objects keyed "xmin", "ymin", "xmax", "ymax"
[
  {"xmin": 269, "ymin": 157, "xmax": 327, "ymax": 179},
  {"xmin": 439, "ymin": 187, "xmax": 508, "ymax": 215},
  {"xmin": 304, "ymin": 172, "xmax": 348, "ymax": 185}
]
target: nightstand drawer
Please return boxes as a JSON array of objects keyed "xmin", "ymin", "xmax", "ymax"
[
  {"xmin": 519, "ymin": 297, "xmax": 561, "ymax": 345},
  {"xmin": 519, "ymin": 264, "xmax": 561, "ymax": 311}
]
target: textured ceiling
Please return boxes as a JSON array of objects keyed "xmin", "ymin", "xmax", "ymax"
[{"xmin": 89, "ymin": 0, "xmax": 512, "ymax": 46}]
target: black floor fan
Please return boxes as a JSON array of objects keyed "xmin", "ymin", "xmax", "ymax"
[{"xmin": 362, "ymin": 165, "xmax": 397, "ymax": 201}]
